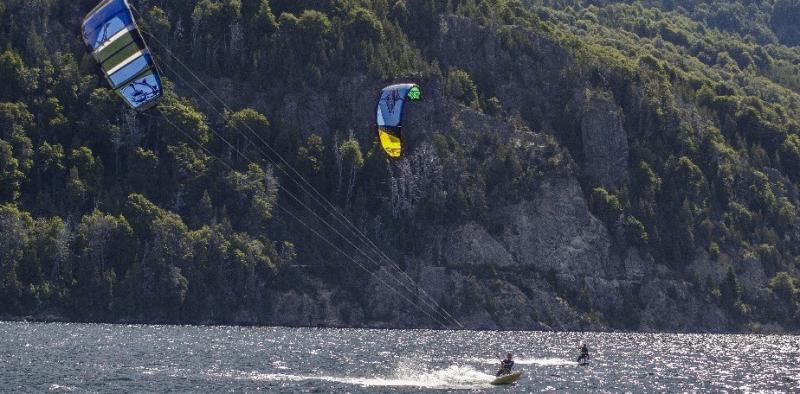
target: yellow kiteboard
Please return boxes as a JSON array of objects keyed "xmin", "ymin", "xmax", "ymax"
[{"xmin": 490, "ymin": 370, "xmax": 523, "ymax": 385}]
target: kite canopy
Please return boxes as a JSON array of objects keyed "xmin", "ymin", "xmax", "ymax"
[
  {"xmin": 82, "ymin": 0, "xmax": 162, "ymax": 111},
  {"xmin": 376, "ymin": 83, "xmax": 421, "ymax": 158}
]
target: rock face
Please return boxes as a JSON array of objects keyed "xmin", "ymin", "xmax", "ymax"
[
  {"xmin": 264, "ymin": 172, "xmax": 729, "ymax": 332},
  {"xmin": 498, "ymin": 178, "xmax": 614, "ymax": 277},
  {"xmin": 363, "ymin": 177, "xmax": 630, "ymax": 330},
  {"xmin": 578, "ymin": 90, "xmax": 630, "ymax": 188},
  {"xmin": 434, "ymin": 15, "xmax": 572, "ymax": 132},
  {"xmin": 443, "ymin": 222, "xmax": 516, "ymax": 268}
]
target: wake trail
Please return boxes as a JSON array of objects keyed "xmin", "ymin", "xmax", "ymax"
[
  {"xmin": 212, "ymin": 365, "xmax": 495, "ymax": 390},
  {"xmin": 472, "ymin": 357, "xmax": 576, "ymax": 366}
]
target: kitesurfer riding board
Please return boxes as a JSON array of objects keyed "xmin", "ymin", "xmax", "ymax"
[
  {"xmin": 491, "ymin": 353, "xmax": 522, "ymax": 385},
  {"xmin": 577, "ymin": 343, "xmax": 590, "ymax": 366},
  {"xmin": 496, "ymin": 353, "xmax": 515, "ymax": 376}
]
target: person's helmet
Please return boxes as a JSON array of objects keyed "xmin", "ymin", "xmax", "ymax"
[{"xmin": 506, "ymin": 353, "xmax": 513, "ymax": 359}]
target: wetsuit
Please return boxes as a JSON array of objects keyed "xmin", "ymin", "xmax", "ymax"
[
  {"xmin": 496, "ymin": 359, "xmax": 514, "ymax": 376},
  {"xmin": 578, "ymin": 346, "xmax": 590, "ymax": 363}
]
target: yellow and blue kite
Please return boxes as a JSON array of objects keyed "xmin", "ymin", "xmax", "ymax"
[{"xmin": 376, "ymin": 84, "xmax": 421, "ymax": 158}]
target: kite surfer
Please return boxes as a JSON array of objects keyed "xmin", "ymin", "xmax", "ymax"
[
  {"xmin": 496, "ymin": 353, "xmax": 515, "ymax": 376},
  {"xmin": 577, "ymin": 343, "xmax": 590, "ymax": 365}
]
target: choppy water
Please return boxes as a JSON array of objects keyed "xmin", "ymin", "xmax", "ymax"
[{"xmin": 1, "ymin": 322, "xmax": 799, "ymax": 392}]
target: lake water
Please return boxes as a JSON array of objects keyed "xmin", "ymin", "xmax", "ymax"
[{"xmin": 1, "ymin": 322, "xmax": 798, "ymax": 392}]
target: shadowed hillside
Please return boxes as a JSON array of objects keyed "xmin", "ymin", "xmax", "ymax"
[{"xmin": 1, "ymin": 0, "xmax": 799, "ymax": 333}]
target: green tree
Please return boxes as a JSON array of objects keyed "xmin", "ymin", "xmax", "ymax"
[
  {"xmin": 297, "ymin": 134, "xmax": 327, "ymax": 185},
  {"xmin": 226, "ymin": 164, "xmax": 278, "ymax": 232},
  {"xmin": 70, "ymin": 147, "xmax": 104, "ymax": 196},
  {"xmin": 0, "ymin": 102, "xmax": 34, "ymax": 136},
  {"xmin": 0, "ymin": 204, "xmax": 32, "ymax": 314},
  {"xmin": 127, "ymin": 148, "xmax": 159, "ymax": 194},
  {"xmin": 780, "ymin": 134, "xmax": 800, "ymax": 181},
  {"xmin": 73, "ymin": 210, "xmax": 134, "ymax": 318},
  {"xmin": 0, "ymin": 50, "xmax": 35, "ymax": 101},
  {"xmin": 720, "ymin": 266, "xmax": 741, "ymax": 308},
  {"xmin": 445, "ymin": 68, "xmax": 481, "ymax": 109},
  {"xmin": 346, "ymin": 7, "xmax": 384, "ymax": 43},
  {"xmin": 191, "ymin": 0, "xmax": 243, "ymax": 71},
  {"xmin": 337, "ymin": 137, "xmax": 364, "ymax": 206},
  {"xmin": 591, "ymin": 187, "xmax": 622, "ymax": 224},
  {"xmin": 0, "ymin": 140, "xmax": 23, "ymax": 202},
  {"xmin": 159, "ymin": 97, "xmax": 211, "ymax": 146},
  {"xmin": 224, "ymin": 108, "xmax": 270, "ymax": 162},
  {"xmin": 768, "ymin": 272, "xmax": 800, "ymax": 325}
]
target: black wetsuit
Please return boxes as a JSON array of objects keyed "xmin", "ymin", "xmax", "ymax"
[
  {"xmin": 497, "ymin": 359, "xmax": 514, "ymax": 376},
  {"xmin": 578, "ymin": 346, "xmax": 590, "ymax": 363}
]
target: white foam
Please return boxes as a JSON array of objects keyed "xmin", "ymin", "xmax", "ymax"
[
  {"xmin": 48, "ymin": 384, "xmax": 75, "ymax": 392},
  {"xmin": 520, "ymin": 357, "xmax": 576, "ymax": 366},
  {"xmin": 473, "ymin": 357, "xmax": 576, "ymax": 366},
  {"xmin": 271, "ymin": 361, "xmax": 289, "ymax": 370},
  {"xmin": 233, "ymin": 365, "xmax": 495, "ymax": 390}
]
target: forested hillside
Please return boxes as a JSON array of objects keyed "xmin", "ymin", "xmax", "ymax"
[{"xmin": 1, "ymin": 0, "xmax": 799, "ymax": 332}]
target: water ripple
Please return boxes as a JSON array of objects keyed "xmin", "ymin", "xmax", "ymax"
[{"xmin": 1, "ymin": 322, "xmax": 799, "ymax": 392}]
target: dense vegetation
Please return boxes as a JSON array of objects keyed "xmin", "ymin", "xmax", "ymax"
[
  {"xmin": 0, "ymin": 0, "xmax": 799, "ymax": 331},
  {"xmin": 528, "ymin": 0, "xmax": 800, "ymax": 329}
]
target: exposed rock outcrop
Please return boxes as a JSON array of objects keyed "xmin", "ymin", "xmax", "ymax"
[
  {"xmin": 443, "ymin": 222, "xmax": 516, "ymax": 268},
  {"xmin": 578, "ymin": 90, "xmax": 629, "ymax": 188},
  {"xmin": 497, "ymin": 177, "xmax": 614, "ymax": 277}
]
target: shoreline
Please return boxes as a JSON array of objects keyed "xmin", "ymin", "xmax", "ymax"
[{"xmin": 1, "ymin": 316, "xmax": 793, "ymax": 335}]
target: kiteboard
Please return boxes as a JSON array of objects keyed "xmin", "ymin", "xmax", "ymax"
[{"xmin": 490, "ymin": 370, "xmax": 523, "ymax": 385}]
